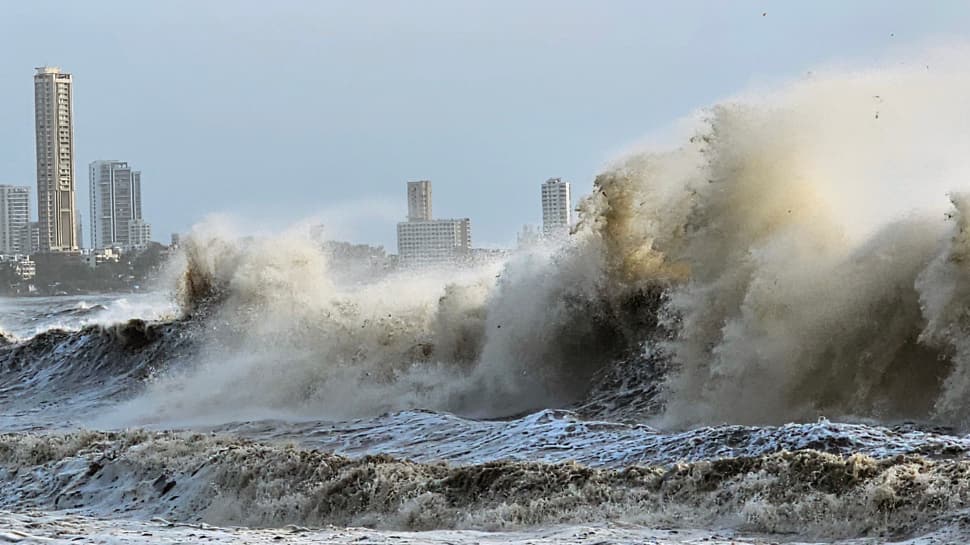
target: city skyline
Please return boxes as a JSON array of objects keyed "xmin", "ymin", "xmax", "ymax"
[
  {"xmin": 11, "ymin": 60, "xmax": 575, "ymax": 254},
  {"xmin": 3, "ymin": 2, "xmax": 969, "ymax": 249}
]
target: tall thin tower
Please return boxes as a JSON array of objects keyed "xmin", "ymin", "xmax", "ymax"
[
  {"xmin": 541, "ymin": 177, "xmax": 571, "ymax": 237},
  {"xmin": 33, "ymin": 66, "xmax": 78, "ymax": 252}
]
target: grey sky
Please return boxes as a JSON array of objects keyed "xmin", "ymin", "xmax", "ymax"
[{"xmin": 1, "ymin": 1, "xmax": 968, "ymax": 249}]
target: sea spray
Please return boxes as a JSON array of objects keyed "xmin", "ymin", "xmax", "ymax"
[
  {"xmin": 112, "ymin": 56, "xmax": 970, "ymax": 428},
  {"xmin": 580, "ymin": 59, "xmax": 970, "ymax": 427},
  {"xmin": 13, "ymin": 53, "xmax": 970, "ymax": 433}
]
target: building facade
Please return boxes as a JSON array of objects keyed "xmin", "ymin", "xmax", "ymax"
[
  {"xmin": 18, "ymin": 222, "xmax": 40, "ymax": 255},
  {"xmin": 89, "ymin": 160, "xmax": 148, "ymax": 249},
  {"xmin": 34, "ymin": 66, "xmax": 78, "ymax": 252},
  {"xmin": 397, "ymin": 218, "xmax": 471, "ymax": 264},
  {"xmin": 127, "ymin": 219, "xmax": 152, "ymax": 249},
  {"xmin": 81, "ymin": 247, "xmax": 121, "ymax": 269},
  {"xmin": 0, "ymin": 255, "xmax": 36, "ymax": 280},
  {"xmin": 407, "ymin": 180, "xmax": 432, "ymax": 221},
  {"xmin": 0, "ymin": 186, "xmax": 30, "ymax": 254},
  {"xmin": 396, "ymin": 181, "xmax": 472, "ymax": 264},
  {"xmin": 541, "ymin": 177, "xmax": 571, "ymax": 237}
]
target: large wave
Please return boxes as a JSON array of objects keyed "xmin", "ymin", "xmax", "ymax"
[
  {"xmin": 39, "ymin": 50, "xmax": 970, "ymax": 431},
  {"xmin": 104, "ymin": 222, "xmax": 658, "ymax": 426},
  {"xmin": 589, "ymin": 58, "xmax": 970, "ymax": 428}
]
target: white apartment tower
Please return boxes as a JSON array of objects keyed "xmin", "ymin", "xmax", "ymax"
[
  {"xmin": 127, "ymin": 219, "xmax": 152, "ymax": 249},
  {"xmin": 407, "ymin": 180, "xmax": 432, "ymax": 221},
  {"xmin": 89, "ymin": 160, "xmax": 147, "ymax": 249},
  {"xmin": 33, "ymin": 67, "xmax": 78, "ymax": 252},
  {"xmin": 541, "ymin": 177, "xmax": 571, "ymax": 237},
  {"xmin": 397, "ymin": 181, "xmax": 472, "ymax": 264},
  {"xmin": 0, "ymin": 186, "xmax": 30, "ymax": 254}
]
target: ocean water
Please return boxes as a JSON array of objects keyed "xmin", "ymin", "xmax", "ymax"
[{"xmin": 7, "ymin": 58, "xmax": 970, "ymax": 544}]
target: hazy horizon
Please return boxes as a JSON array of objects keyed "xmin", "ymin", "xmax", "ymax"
[{"xmin": 2, "ymin": 1, "xmax": 969, "ymax": 250}]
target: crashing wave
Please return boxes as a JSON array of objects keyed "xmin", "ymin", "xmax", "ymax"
[
  {"xmin": 0, "ymin": 319, "xmax": 198, "ymax": 429},
  {"xmin": 7, "ymin": 56, "xmax": 970, "ymax": 433},
  {"xmin": 129, "ymin": 59, "xmax": 970, "ymax": 430}
]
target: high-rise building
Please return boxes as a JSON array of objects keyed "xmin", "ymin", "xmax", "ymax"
[
  {"xmin": 33, "ymin": 66, "xmax": 78, "ymax": 252},
  {"xmin": 127, "ymin": 219, "xmax": 152, "ymax": 249},
  {"xmin": 396, "ymin": 181, "xmax": 472, "ymax": 264},
  {"xmin": 541, "ymin": 177, "xmax": 571, "ymax": 237},
  {"xmin": 397, "ymin": 218, "xmax": 471, "ymax": 264},
  {"xmin": 0, "ymin": 186, "xmax": 30, "ymax": 254},
  {"xmin": 407, "ymin": 180, "xmax": 432, "ymax": 221},
  {"xmin": 89, "ymin": 160, "xmax": 148, "ymax": 249},
  {"xmin": 18, "ymin": 222, "xmax": 40, "ymax": 255}
]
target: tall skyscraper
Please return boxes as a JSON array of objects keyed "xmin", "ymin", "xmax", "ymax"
[
  {"xmin": 541, "ymin": 177, "xmax": 571, "ymax": 237},
  {"xmin": 89, "ymin": 160, "xmax": 148, "ymax": 249},
  {"xmin": 33, "ymin": 66, "xmax": 78, "ymax": 252},
  {"xmin": 407, "ymin": 180, "xmax": 432, "ymax": 221},
  {"xmin": 0, "ymin": 186, "xmax": 30, "ymax": 254}
]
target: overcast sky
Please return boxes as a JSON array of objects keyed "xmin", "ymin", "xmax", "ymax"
[{"xmin": 2, "ymin": 1, "xmax": 969, "ymax": 249}]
